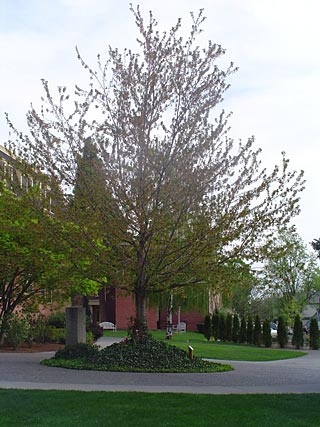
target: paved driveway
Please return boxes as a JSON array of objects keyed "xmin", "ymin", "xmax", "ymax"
[{"xmin": 0, "ymin": 350, "xmax": 320, "ymax": 394}]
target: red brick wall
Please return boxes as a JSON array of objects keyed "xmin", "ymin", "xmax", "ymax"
[{"xmin": 115, "ymin": 291, "xmax": 158, "ymax": 330}]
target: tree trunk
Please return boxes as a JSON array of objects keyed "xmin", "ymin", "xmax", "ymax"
[
  {"xmin": 0, "ymin": 315, "xmax": 9, "ymax": 345},
  {"xmin": 166, "ymin": 292, "xmax": 173, "ymax": 337},
  {"xmin": 0, "ymin": 331, "xmax": 5, "ymax": 346},
  {"xmin": 133, "ymin": 289, "xmax": 147, "ymax": 337}
]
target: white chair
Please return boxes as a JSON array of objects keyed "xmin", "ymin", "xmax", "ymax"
[{"xmin": 99, "ymin": 321, "xmax": 117, "ymax": 331}]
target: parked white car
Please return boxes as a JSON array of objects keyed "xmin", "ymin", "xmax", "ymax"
[{"xmin": 270, "ymin": 322, "xmax": 277, "ymax": 337}]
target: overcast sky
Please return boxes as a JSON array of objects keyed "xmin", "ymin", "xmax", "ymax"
[{"xmin": 1, "ymin": 0, "xmax": 319, "ymax": 248}]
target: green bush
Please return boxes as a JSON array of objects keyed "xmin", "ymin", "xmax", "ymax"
[
  {"xmin": 203, "ymin": 314, "xmax": 212, "ymax": 341},
  {"xmin": 309, "ymin": 318, "xmax": 319, "ymax": 350},
  {"xmin": 246, "ymin": 316, "xmax": 253, "ymax": 344},
  {"xmin": 232, "ymin": 314, "xmax": 240, "ymax": 343},
  {"xmin": 87, "ymin": 324, "xmax": 104, "ymax": 340},
  {"xmin": 292, "ymin": 314, "xmax": 304, "ymax": 349},
  {"xmin": 218, "ymin": 312, "xmax": 226, "ymax": 341},
  {"xmin": 31, "ymin": 319, "xmax": 52, "ymax": 344},
  {"xmin": 226, "ymin": 313, "xmax": 232, "ymax": 342},
  {"xmin": 47, "ymin": 312, "xmax": 66, "ymax": 329},
  {"xmin": 262, "ymin": 319, "xmax": 272, "ymax": 348},
  {"xmin": 239, "ymin": 317, "xmax": 247, "ymax": 343},
  {"xmin": 5, "ymin": 315, "xmax": 29, "ymax": 350},
  {"xmin": 253, "ymin": 315, "xmax": 261, "ymax": 346},
  {"xmin": 277, "ymin": 315, "xmax": 288, "ymax": 348},
  {"xmin": 48, "ymin": 326, "xmax": 66, "ymax": 344},
  {"xmin": 86, "ymin": 331, "xmax": 94, "ymax": 345},
  {"xmin": 212, "ymin": 310, "xmax": 219, "ymax": 340}
]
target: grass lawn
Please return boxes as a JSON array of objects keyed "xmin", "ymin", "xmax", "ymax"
[
  {"xmin": 104, "ymin": 330, "xmax": 307, "ymax": 361},
  {"xmin": 0, "ymin": 389, "xmax": 319, "ymax": 427}
]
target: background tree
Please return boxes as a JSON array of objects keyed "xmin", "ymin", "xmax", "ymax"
[
  {"xmin": 219, "ymin": 261, "xmax": 257, "ymax": 318},
  {"xmin": 262, "ymin": 318, "xmax": 272, "ymax": 348},
  {"xmin": 292, "ymin": 314, "xmax": 304, "ymax": 349},
  {"xmin": 0, "ymin": 182, "xmax": 100, "ymax": 344},
  {"xmin": 277, "ymin": 315, "xmax": 288, "ymax": 348},
  {"xmin": 253, "ymin": 315, "xmax": 261, "ymax": 346},
  {"xmin": 309, "ymin": 318, "xmax": 319, "ymax": 350},
  {"xmin": 248, "ymin": 293, "xmax": 275, "ymax": 320},
  {"xmin": 311, "ymin": 238, "xmax": 320, "ymax": 258},
  {"xmin": 258, "ymin": 231, "xmax": 320, "ymax": 318},
  {"xmin": 279, "ymin": 298, "xmax": 301, "ymax": 329},
  {"xmin": 6, "ymin": 6, "xmax": 305, "ymax": 333}
]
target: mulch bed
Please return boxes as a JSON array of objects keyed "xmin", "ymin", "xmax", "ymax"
[{"xmin": 0, "ymin": 343, "xmax": 64, "ymax": 353}]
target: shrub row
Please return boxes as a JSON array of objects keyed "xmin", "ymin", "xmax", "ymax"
[
  {"xmin": 202, "ymin": 312, "xmax": 320, "ymax": 350},
  {"xmin": 203, "ymin": 312, "xmax": 272, "ymax": 348},
  {"xmin": 2, "ymin": 311, "xmax": 103, "ymax": 350}
]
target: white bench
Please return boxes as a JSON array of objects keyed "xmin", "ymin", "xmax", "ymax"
[
  {"xmin": 99, "ymin": 321, "xmax": 117, "ymax": 331},
  {"xmin": 173, "ymin": 321, "xmax": 186, "ymax": 332}
]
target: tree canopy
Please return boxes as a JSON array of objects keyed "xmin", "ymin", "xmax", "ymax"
[
  {"xmin": 257, "ymin": 231, "xmax": 320, "ymax": 320},
  {"xmin": 5, "ymin": 6, "xmax": 305, "ymax": 331},
  {"xmin": 0, "ymin": 177, "xmax": 104, "ymax": 342}
]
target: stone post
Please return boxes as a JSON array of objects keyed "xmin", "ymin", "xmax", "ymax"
[{"xmin": 66, "ymin": 307, "xmax": 86, "ymax": 345}]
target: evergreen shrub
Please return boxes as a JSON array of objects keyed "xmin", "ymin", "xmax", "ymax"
[
  {"xmin": 218, "ymin": 312, "xmax": 226, "ymax": 341},
  {"xmin": 309, "ymin": 318, "xmax": 319, "ymax": 350},
  {"xmin": 239, "ymin": 317, "xmax": 247, "ymax": 343},
  {"xmin": 232, "ymin": 314, "xmax": 240, "ymax": 343},
  {"xmin": 292, "ymin": 314, "xmax": 304, "ymax": 349},
  {"xmin": 262, "ymin": 319, "xmax": 272, "ymax": 348},
  {"xmin": 226, "ymin": 313, "xmax": 232, "ymax": 342},
  {"xmin": 277, "ymin": 315, "xmax": 288, "ymax": 348},
  {"xmin": 246, "ymin": 316, "xmax": 253, "ymax": 344},
  {"xmin": 212, "ymin": 310, "xmax": 219, "ymax": 340},
  {"xmin": 253, "ymin": 315, "xmax": 261, "ymax": 346},
  {"xmin": 204, "ymin": 314, "xmax": 212, "ymax": 341}
]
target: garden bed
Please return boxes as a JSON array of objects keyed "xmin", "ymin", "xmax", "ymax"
[
  {"xmin": 41, "ymin": 335, "xmax": 233, "ymax": 373},
  {"xmin": 0, "ymin": 342, "xmax": 64, "ymax": 353}
]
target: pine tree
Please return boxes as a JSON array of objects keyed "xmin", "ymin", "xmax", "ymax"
[
  {"xmin": 246, "ymin": 316, "xmax": 253, "ymax": 344},
  {"xmin": 309, "ymin": 318, "xmax": 319, "ymax": 350},
  {"xmin": 239, "ymin": 317, "xmax": 247, "ymax": 343},
  {"xmin": 277, "ymin": 315, "xmax": 288, "ymax": 348},
  {"xmin": 226, "ymin": 313, "xmax": 233, "ymax": 342},
  {"xmin": 218, "ymin": 312, "xmax": 227, "ymax": 341},
  {"xmin": 212, "ymin": 310, "xmax": 219, "ymax": 341},
  {"xmin": 204, "ymin": 314, "xmax": 212, "ymax": 341},
  {"xmin": 232, "ymin": 313, "xmax": 240, "ymax": 343},
  {"xmin": 292, "ymin": 314, "xmax": 304, "ymax": 349},
  {"xmin": 262, "ymin": 319, "xmax": 272, "ymax": 348},
  {"xmin": 253, "ymin": 315, "xmax": 261, "ymax": 346}
]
